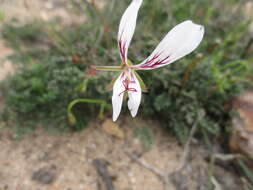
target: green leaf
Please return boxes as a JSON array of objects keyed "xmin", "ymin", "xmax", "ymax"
[{"xmin": 134, "ymin": 71, "xmax": 148, "ymax": 92}]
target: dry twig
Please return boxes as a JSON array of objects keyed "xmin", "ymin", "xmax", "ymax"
[
  {"xmin": 124, "ymin": 150, "xmax": 165, "ymax": 179},
  {"xmin": 174, "ymin": 113, "xmax": 200, "ymax": 172},
  {"xmin": 124, "ymin": 111, "xmax": 201, "ymax": 190},
  {"xmin": 124, "ymin": 149, "xmax": 175, "ymax": 190},
  {"xmin": 92, "ymin": 159, "xmax": 114, "ymax": 190}
]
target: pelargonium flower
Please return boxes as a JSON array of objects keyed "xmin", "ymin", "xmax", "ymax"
[{"xmin": 94, "ymin": 0, "xmax": 204, "ymax": 121}]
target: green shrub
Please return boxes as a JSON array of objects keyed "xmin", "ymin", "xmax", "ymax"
[{"xmin": 0, "ymin": 0, "xmax": 252, "ymax": 142}]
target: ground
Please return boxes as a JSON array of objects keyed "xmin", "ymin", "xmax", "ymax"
[
  {"xmin": 0, "ymin": 118, "xmax": 244, "ymax": 190},
  {"xmin": 0, "ymin": 119, "xmax": 180, "ymax": 190}
]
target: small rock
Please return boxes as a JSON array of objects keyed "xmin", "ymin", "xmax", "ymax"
[
  {"xmin": 213, "ymin": 166, "xmax": 243, "ymax": 190},
  {"xmin": 230, "ymin": 91, "xmax": 253, "ymax": 159},
  {"xmin": 31, "ymin": 165, "xmax": 57, "ymax": 185},
  {"xmin": 101, "ymin": 119, "xmax": 124, "ymax": 139},
  {"xmin": 170, "ymin": 172, "xmax": 188, "ymax": 190}
]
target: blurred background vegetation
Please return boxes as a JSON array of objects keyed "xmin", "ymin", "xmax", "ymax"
[
  {"xmin": 0, "ymin": 0, "xmax": 253, "ymax": 145},
  {"xmin": 1, "ymin": 0, "xmax": 253, "ymax": 188}
]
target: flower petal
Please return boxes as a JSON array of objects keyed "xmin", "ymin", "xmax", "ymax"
[
  {"xmin": 112, "ymin": 72, "xmax": 125, "ymax": 121},
  {"xmin": 118, "ymin": 0, "xmax": 143, "ymax": 63},
  {"xmin": 134, "ymin": 20, "xmax": 204, "ymax": 70},
  {"xmin": 127, "ymin": 71, "xmax": 142, "ymax": 117}
]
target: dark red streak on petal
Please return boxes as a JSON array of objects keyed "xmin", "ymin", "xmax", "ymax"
[
  {"xmin": 118, "ymin": 29, "xmax": 127, "ymax": 63},
  {"xmin": 142, "ymin": 52, "xmax": 162, "ymax": 66},
  {"xmin": 118, "ymin": 40, "xmax": 126, "ymax": 62},
  {"xmin": 120, "ymin": 72, "xmax": 125, "ymax": 79},
  {"xmin": 139, "ymin": 52, "xmax": 171, "ymax": 69},
  {"xmin": 118, "ymin": 78, "xmax": 137, "ymax": 96}
]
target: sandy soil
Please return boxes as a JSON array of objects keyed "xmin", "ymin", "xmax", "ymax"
[
  {"xmin": 0, "ymin": 117, "xmax": 245, "ymax": 190},
  {"xmin": 0, "ymin": 120, "xmax": 175, "ymax": 190},
  {"xmin": 0, "ymin": 119, "xmax": 207, "ymax": 190},
  {"xmin": 0, "ymin": 0, "xmax": 83, "ymax": 24}
]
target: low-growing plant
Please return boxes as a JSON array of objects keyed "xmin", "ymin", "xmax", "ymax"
[
  {"xmin": 134, "ymin": 126, "xmax": 154, "ymax": 151},
  {"xmin": 0, "ymin": 0, "xmax": 252, "ymax": 144}
]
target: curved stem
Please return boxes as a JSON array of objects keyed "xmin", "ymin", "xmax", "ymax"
[{"xmin": 67, "ymin": 98, "xmax": 110, "ymax": 126}]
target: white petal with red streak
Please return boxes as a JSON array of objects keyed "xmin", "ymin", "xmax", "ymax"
[
  {"xmin": 112, "ymin": 72, "xmax": 125, "ymax": 121},
  {"xmin": 135, "ymin": 20, "xmax": 204, "ymax": 70},
  {"xmin": 118, "ymin": 0, "xmax": 143, "ymax": 62},
  {"xmin": 127, "ymin": 72, "xmax": 142, "ymax": 117}
]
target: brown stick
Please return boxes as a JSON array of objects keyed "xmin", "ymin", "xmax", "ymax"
[{"xmin": 92, "ymin": 159, "xmax": 114, "ymax": 190}]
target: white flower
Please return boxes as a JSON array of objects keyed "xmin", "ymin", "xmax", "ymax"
[{"xmin": 94, "ymin": 0, "xmax": 205, "ymax": 121}]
